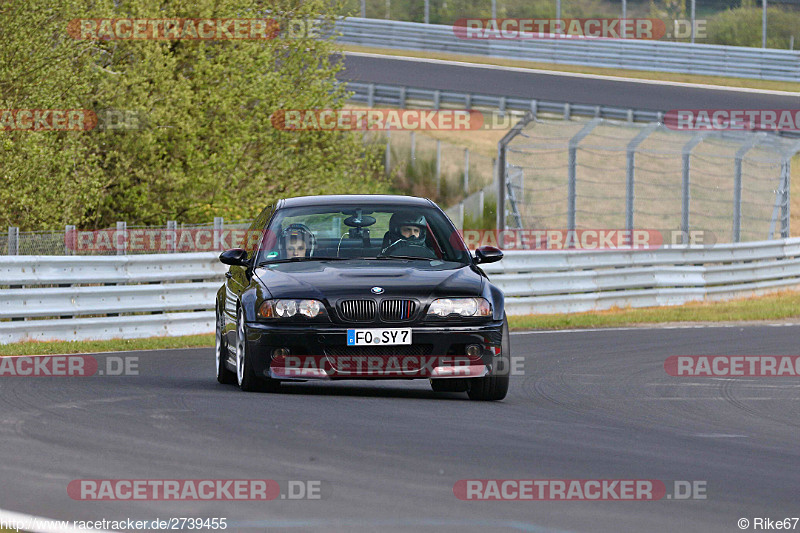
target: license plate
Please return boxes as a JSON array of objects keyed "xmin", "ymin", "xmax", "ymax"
[{"xmin": 347, "ymin": 328, "xmax": 412, "ymax": 346}]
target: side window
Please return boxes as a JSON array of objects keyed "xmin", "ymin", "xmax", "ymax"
[{"xmin": 245, "ymin": 204, "xmax": 274, "ymax": 260}]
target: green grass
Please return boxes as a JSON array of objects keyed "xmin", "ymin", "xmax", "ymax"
[
  {"xmin": 507, "ymin": 290, "xmax": 800, "ymax": 330},
  {"xmin": 0, "ymin": 334, "xmax": 214, "ymax": 357}
]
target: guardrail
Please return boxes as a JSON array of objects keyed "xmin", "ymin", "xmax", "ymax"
[
  {"xmin": 3, "ymin": 239, "xmax": 800, "ymax": 343},
  {"xmin": 346, "ymin": 81, "xmax": 665, "ymax": 123},
  {"xmin": 335, "ymin": 17, "xmax": 800, "ymax": 82},
  {"xmin": 344, "ymin": 82, "xmax": 800, "ymax": 140},
  {"xmin": 482, "ymin": 238, "xmax": 800, "ymax": 314},
  {"xmin": 0, "ymin": 253, "xmax": 225, "ymax": 344}
]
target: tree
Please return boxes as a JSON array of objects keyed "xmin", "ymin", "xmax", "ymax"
[{"xmin": 0, "ymin": 0, "xmax": 387, "ymax": 230}]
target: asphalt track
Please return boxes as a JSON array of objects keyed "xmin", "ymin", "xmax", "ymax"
[
  {"xmin": 338, "ymin": 53, "xmax": 800, "ymax": 111},
  {"xmin": 1, "ymin": 325, "xmax": 799, "ymax": 532}
]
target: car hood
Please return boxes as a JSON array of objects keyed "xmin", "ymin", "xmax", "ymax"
[{"xmin": 254, "ymin": 260, "xmax": 483, "ymax": 301}]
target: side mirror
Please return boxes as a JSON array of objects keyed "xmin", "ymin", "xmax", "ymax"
[
  {"xmin": 475, "ymin": 245, "xmax": 503, "ymax": 264},
  {"xmin": 219, "ymin": 248, "xmax": 249, "ymax": 267}
]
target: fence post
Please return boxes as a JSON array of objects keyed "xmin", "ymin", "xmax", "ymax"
[
  {"xmin": 458, "ymin": 202, "xmax": 465, "ymax": 230},
  {"xmin": 399, "ymin": 86, "xmax": 406, "ymax": 108},
  {"xmin": 213, "ymin": 217, "xmax": 224, "ymax": 251},
  {"xmin": 367, "ymin": 83, "xmax": 375, "ymax": 108},
  {"xmin": 567, "ymin": 119, "xmax": 601, "ymax": 232},
  {"xmin": 626, "ymin": 123, "xmax": 658, "ymax": 239},
  {"xmin": 436, "ymin": 140, "xmax": 441, "ymax": 195},
  {"xmin": 478, "ymin": 189, "xmax": 485, "ymax": 225},
  {"xmin": 115, "ymin": 221, "xmax": 126, "ymax": 255},
  {"xmin": 783, "ymin": 158, "xmax": 792, "ymax": 238},
  {"xmin": 681, "ymin": 132, "xmax": 707, "ymax": 243},
  {"xmin": 463, "ymin": 148, "xmax": 470, "ymax": 194},
  {"xmin": 410, "ymin": 131, "xmax": 415, "ymax": 169},
  {"xmin": 433, "ymin": 90, "xmax": 440, "ymax": 110},
  {"xmin": 496, "ymin": 113, "xmax": 533, "ymax": 231},
  {"xmin": 7, "ymin": 226, "xmax": 19, "ymax": 255},
  {"xmin": 65, "ymin": 225, "xmax": 76, "ymax": 255},
  {"xmin": 166, "ymin": 220, "xmax": 177, "ymax": 252},
  {"xmin": 385, "ymin": 129, "xmax": 392, "ymax": 176},
  {"xmin": 733, "ymin": 133, "xmax": 765, "ymax": 242}
]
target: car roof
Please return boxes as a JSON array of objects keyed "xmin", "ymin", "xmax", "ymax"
[{"xmin": 279, "ymin": 194, "xmax": 435, "ymax": 209}]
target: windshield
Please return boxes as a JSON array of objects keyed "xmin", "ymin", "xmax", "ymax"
[{"xmin": 254, "ymin": 203, "xmax": 470, "ymax": 265}]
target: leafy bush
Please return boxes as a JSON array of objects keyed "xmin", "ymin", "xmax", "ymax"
[{"xmin": 705, "ymin": 6, "xmax": 800, "ymax": 48}]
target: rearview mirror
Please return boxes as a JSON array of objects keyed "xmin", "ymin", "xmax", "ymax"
[
  {"xmin": 219, "ymin": 248, "xmax": 249, "ymax": 266},
  {"xmin": 474, "ymin": 245, "xmax": 503, "ymax": 264}
]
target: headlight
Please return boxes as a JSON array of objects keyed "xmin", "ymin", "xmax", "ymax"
[
  {"xmin": 427, "ymin": 297, "xmax": 491, "ymax": 317},
  {"xmin": 258, "ymin": 299, "xmax": 325, "ymax": 319}
]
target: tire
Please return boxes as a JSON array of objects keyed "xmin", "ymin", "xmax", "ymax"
[
  {"xmin": 467, "ymin": 314, "xmax": 510, "ymax": 401},
  {"xmin": 215, "ymin": 309, "xmax": 236, "ymax": 384},
  {"xmin": 430, "ymin": 378, "xmax": 469, "ymax": 393},
  {"xmin": 235, "ymin": 308, "xmax": 280, "ymax": 393}
]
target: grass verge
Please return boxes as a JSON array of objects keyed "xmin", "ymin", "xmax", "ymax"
[
  {"xmin": 341, "ymin": 44, "xmax": 800, "ymax": 93},
  {"xmin": 508, "ymin": 290, "xmax": 800, "ymax": 330},
  {"xmin": 0, "ymin": 334, "xmax": 215, "ymax": 357}
]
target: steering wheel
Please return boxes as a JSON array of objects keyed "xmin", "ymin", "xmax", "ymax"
[{"xmin": 378, "ymin": 239, "xmax": 437, "ymax": 259}]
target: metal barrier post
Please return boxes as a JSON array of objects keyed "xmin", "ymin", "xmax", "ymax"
[
  {"xmin": 7, "ymin": 226, "xmax": 18, "ymax": 255},
  {"xmin": 166, "ymin": 220, "xmax": 177, "ymax": 252},
  {"xmin": 464, "ymin": 148, "xmax": 470, "ymax": 194},
  {"xmin": 385, "ymin": 129, "xmax": 392, "ymax": 176},
  {"xmin": 65, "ymin": 225, "xmax": 76, "ymax": 255},
  {"xmin": 410, "ymin": 131, "xmax": 415, "ymax": 169},
  {"xmin": 213, "ymin": 217, "xmax": 224, "ymax": 251},
  {"xmin": 115, "ymin": 221, "xmax": 127, "ymax": 255},
  {"xmin": 435, "ymin": 140, "xmax": 441, "ymax": 195}
]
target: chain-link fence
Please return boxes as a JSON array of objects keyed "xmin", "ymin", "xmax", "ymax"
[
  {"xmin": 497, "ymin": 116, "xmax": 800, "ymax": 243},
  {"xmin": 4, "ymin": 218, "xmax": 254, "ymax": 255}
]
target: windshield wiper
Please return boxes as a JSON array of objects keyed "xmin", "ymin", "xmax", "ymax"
[
  {"xmin": 257, "ymin": 257, "xmax": 346, "ymax": 266},
  {"xmin": 369, "ymin": 255, "xmax": 432, "ymax": 261}
]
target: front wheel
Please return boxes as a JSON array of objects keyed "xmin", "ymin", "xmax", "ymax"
[
  {"xmin": 466, "ymin": 314, "xmax": 510, "ymax": 401},
  {"xmin": 235, "ymin": 308, "xmax": 280, "ymax": 393},
  {"xmin": 215, "ymin": 309, "xmax": 236, "ymax": 384}
]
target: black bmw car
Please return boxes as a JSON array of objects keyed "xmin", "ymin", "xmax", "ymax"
[{"xmin": 215, "ymin": 195, "xmax": 509, "ymax": 401}]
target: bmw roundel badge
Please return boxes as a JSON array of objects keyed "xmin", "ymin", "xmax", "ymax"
[{"xmin": 371, "ymin": 286, "xmax": 384, "ymax": 295}]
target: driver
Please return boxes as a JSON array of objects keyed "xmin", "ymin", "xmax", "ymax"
[
  {"xmin": 279, "ymin": 223, "xmax": 316, "ymax": 259},
  {"xmin": 382, "ymin": 212, "xmax": 429, "ymax": 251}
]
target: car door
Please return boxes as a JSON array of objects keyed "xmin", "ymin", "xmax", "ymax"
[{"xmin": 222, "ymin": 204, "xmax": 275, "ymax": 348}]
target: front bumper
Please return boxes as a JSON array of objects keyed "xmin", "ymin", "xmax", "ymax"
[{"xmin": 243, "ymin": 321, "xmax": 504, "ymax": 380}]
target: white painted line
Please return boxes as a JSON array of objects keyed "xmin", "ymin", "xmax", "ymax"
[
  {"xmin": 511, "ymin": 323, "xmax": 800, "ymax": 335},
  {"xmin": 0, "ymin": 507, "xmax": 116, "ymax": 533},
  {"xmin": 345, "ymin": 51, "xmax": 800, "ymax": 96}
]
